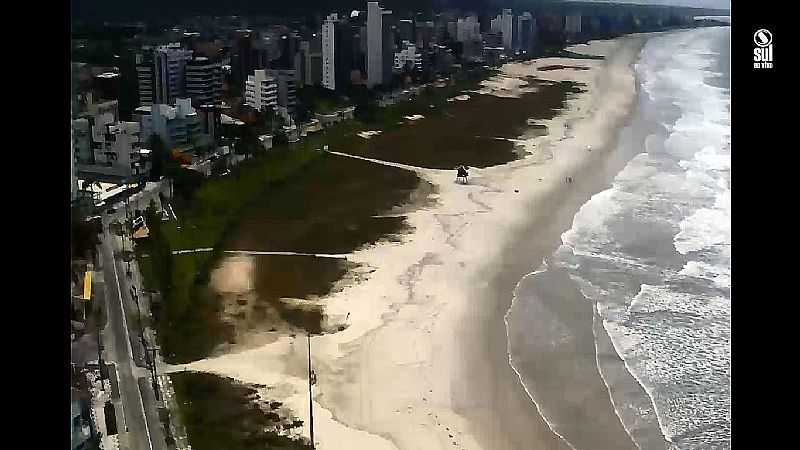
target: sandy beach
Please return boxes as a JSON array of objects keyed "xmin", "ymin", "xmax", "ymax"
[{"xmin": 176, "ymin": 34, "xmax": 650, "ymax": 450}]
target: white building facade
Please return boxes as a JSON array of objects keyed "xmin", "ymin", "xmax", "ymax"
[
  {"xmin": 322, "ymin": 13, "xmax": 338, "ymax": 91},
  {"xmin": 456, "ymin": 16, "xmax": 480, "ymax": 43},
  {"xmin": 393, "ymin": 42, "xmax": 422, "ymax": 72},
  {"xmin": 565, "ymin": 14, "xmax": 582, "ymax": 37},
  {"xmin": 501, "ymin": 9, "xmax": 514, "ymax": 50},
  {"xmin": 367, "ymin": 2, "xmax": 391, "ymax": 88},
  {"xmin": 82, "ymin": 120, "xmax": 150, "ymax": 179},
  {"xmin": 245, "ymin": 69, "xmax": 279, "ymax": 113},
  {"xmin": 136, "ymin": 98, "xmax": 204, "ymax": 150}
]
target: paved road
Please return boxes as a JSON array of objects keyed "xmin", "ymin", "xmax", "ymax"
[
  {"xmin": 101, "ymin": 211, "xmax": 172, "ymax": 450},
  {"xmin": 100, "ymin": 227, "xmax": 154, "ymax": 450},
  {"xmin": 98, "ymin": 182, "xmax": 171, "ymax": 450}
]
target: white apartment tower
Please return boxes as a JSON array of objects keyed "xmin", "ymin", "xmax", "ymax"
[
  {"xmin": 322, "ymin": 13, "xmax": 338, "ymax": 91},
  {"xmin": 565, "ymin": 14, "xmax": 582, "ymax": 36},
  {"xmin": 367, "ymin": 2, "xmax": 392, "ymax": 88},
  {"xmin": 501, "ymin": 9, "xmax": 514, "ymax": 50},
  {"xmin": 135, "ymin": 98, "xmax": 205, "ymax": 150},
  {"xmin": 89, "ymin": 120, "xmax": 150, "ymax": 179},
  {"xmin": 491, "ymin": 17, "xmax": 501, "ymax": 33},
  {"xmin": 245, "ymin": 69, "xmax": 279, "ymax": 112},
  {"xmin": 456, "ymin": 16, "xmax": 480, "ymax": 43}
]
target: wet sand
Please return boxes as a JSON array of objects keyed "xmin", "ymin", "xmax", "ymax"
[
  {"xmin": 454, "ymin": 36, "xmax": 649, "ymax": 450},
  {"xmin": 505, "ymin": 267, "xmax": 638, "ymax": 450}
]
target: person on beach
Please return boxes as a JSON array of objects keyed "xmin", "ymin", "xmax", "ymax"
[{"xmin": 456, "ymin": 165, "xmax": 469, "ymax": 184}]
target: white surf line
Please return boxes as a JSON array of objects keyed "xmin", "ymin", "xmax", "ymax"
[
  {"xmin": 597, "ymin": 296, "xmax": 676, "ymax": 445},
  {"xmin": 223, "ymin": 250, "xmax": 349, "ymax": 259},
  {"xmin": 590, "ymin": 310, "xmax": 646, "ymax": 450},
  {"xmin": 503, "ymin": 259, "xmax": 580, "ymax": 450}
]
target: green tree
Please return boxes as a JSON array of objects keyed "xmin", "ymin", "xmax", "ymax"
[
  {"xmin": 148, "ymin": 134, "xmax": 169, "ymax": 181},
  {"xmin": 234, "ymin": 126, "xmax": 261, "ymax": 156},
  {"xmin": 71, "ymin": 210, "xmax": 101, "ymax": 261},
  {"xmin": 170, "ymin": 168, "xmax": 206, "ymax": 203}
]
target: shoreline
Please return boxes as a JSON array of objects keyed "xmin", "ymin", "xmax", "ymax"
[
  {"xmin": 179, "ymin": 33, "xmax": 651, "ymax": 450},
  {"xmin": 449, "ymin": 34, "xmax": 649, "ymax": 450}
]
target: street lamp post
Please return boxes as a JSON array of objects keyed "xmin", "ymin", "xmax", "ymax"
[
  {"xmin": 307, "ymin": 333, "xmax": 315, "ymax": 450},
  {"xmin": 97, "ymin": 322, "xmax": 104, "ymax": 391}
]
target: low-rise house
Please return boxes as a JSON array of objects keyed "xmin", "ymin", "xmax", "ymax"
[
  {"xmin": 258, "ymin": 134, "xmax": 274, "ymax": 151},
  {"xmin": 315, "ymin": 106, "xmax": 356, "ymax": 127}
]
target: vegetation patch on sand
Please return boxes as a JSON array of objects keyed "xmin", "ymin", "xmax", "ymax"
[
  {"xmin": 137, "ymin": 147, "xmax": 323, "ymax": 363},
  {"xmin": 347, "ymin": 79, "xmax": 584, "ymax": 169},
  {"xmin": 139, "ymin": 136, "xmax": 428, "ymax": 363},
  {"xmin": 538, "ymin": 64, "xmax": 592, "ymax": 71},
  {"xmin": 171, "ymin": 372, "xmax": 312, "ymax": 450}
]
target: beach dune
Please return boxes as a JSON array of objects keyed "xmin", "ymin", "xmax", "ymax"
[{"xmin": 186, "ymin": 34, "xmax": 649, "ymax": 450}]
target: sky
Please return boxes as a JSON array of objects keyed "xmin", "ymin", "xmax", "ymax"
[
  {"xmin": 72, "ymin": 0, "xmax": 731, "ymax": 23},
  {"xmin": 583, "ymin": 0, "xmax": 730, "ymax": 11}
]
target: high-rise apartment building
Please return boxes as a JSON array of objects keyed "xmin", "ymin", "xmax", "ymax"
[
  {"xmin": 245, "ymin": 69, "xmax": 279, "ymax": 113},
  {"xmin": 516, "ymin": 12, "xmax": 535, "ymax": 53},
  {"xmin": 136, "ymin": 44, "xmax": 194, "ymax": 106},
  {"xmin": 266, "ymin": 69, "xmax": 298, "ymax": 118},
  {"xmin": 304, "ymin": 36, "xmax": 323, "ymax": 87},
  {"xmin": 185, "ymin": 57, "xmax": 223, "ymax": 106},
  {"xmin": 322, "ymin": 13, "xmax": 338, "ymax": 91},
  {"xmin": 456, "ymin": 16, "xmax": 480, "ymax": 43},
  {"xmin": 565, "ymin": 14, "xmax": 582, "ymax": 40},
  {"xmin": 136, "ymin": 98, "xmax": 204, "ymax": 150},
  {"xmin": 82, "ymin": 119, "xmax": 151, "ymax": 179},
  {"xmin": 501, "ymin": 9, "xmax": 514, "ymax": 50},
  {"xmin": 367, "ymin": 2, "xmax": 392, "ymax": 88},
  {"xmin": 398, "ymin": 19, "xmax": 414, "ymax": 43}
]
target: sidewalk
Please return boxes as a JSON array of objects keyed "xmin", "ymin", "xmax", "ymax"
[
  {"xmin": 117, "ymin": 193, "xmax": 191, "ymax": 450},
  {"xmin": 85, "ymin": 366, "xmax": 122, "ymax": 450}
]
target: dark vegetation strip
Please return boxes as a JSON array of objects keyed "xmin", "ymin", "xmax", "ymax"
[
  {"xmin": 171, "ymin": 372, "xmax": 312, "ymax": 450},
  {"xmin": 139, "ymin": 147, "xmax": 324, "ymax": 363}
]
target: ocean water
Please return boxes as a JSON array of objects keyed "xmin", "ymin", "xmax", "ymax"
[{"xmin": 507, "ymin": 28, "xmax": 730, "ymax": 450}]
